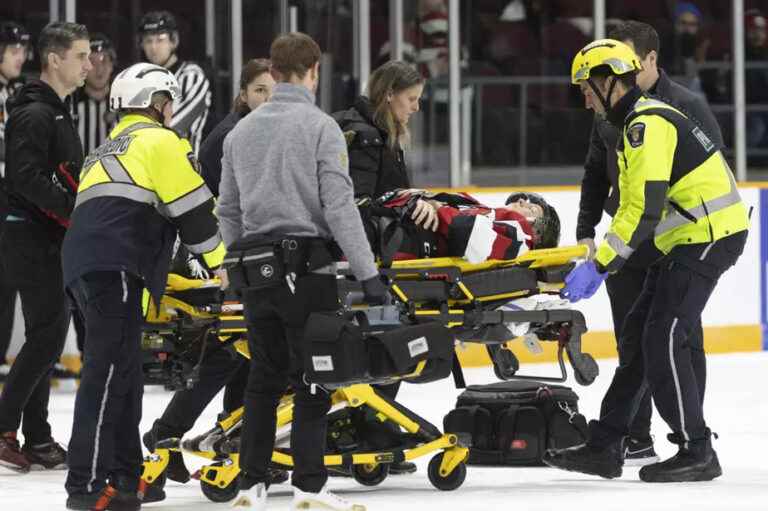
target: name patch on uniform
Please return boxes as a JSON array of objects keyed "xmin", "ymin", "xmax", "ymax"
[
  {"xmin": 627, "ymin": 123, "xmax": 645, "ymax": 148},
  {"xmin": 692, "ymin": 126, "xmax": 714, "ymax": 152},
  {"xmin": 82, "ymin": 135, "xmax": 134, "ymax": 169}
]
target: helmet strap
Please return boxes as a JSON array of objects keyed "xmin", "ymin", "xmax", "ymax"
[{"xmin": 587, "ymin": 76, "xmax": 617, "ymax": 113}]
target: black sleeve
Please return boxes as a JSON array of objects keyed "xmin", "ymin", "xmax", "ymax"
[
  {"xmin": 198, "ymin": 127, "xmax": 225, "ymax": 196},
  {"xmin": 684, "ymin": 95, "xmax": 725, "ymax": 150},
  {"xmin": 5, "ymin": 106, "xmax": 75, "ymax": 218},
  {"xmin": 348, "ymin": 144, "xmax": 381, "ymax": 200},
  {"xmin": 576, "ymin": 118, "xmax": 611, "ymax": 241}
]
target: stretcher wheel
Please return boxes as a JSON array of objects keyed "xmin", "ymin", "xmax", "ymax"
[
  {"xmin": 200, "ymin": 474, "xmax": 241, "ymax": 503},
  {"xmin": 352, "ymin": 463, "xmax": 390, "ymax": 486},
  {"xmin": 427, "ymin": 453, "xmax": 466, "ymax": 491}
]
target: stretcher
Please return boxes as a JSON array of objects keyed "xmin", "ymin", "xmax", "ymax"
[{"xmin": 139, "ymin": 245, "xmax": 598, "ymax": 501}]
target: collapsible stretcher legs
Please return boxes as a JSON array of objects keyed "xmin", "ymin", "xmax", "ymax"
[{"xmin": 187, "ymin": 383, "xmax": 468, "ymax": 500}]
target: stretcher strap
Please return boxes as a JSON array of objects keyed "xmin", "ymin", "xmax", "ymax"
[{"xmin": 451, "ymin": 353, "xmax": 466, "ymax": 389}]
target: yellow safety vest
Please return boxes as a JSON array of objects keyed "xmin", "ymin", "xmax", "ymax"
[
  {"xmin": 596, "ymin": 95, "xmax": 749, "ymax": 272},
  {"xmin": 77, "ymin": 113, "xmax": 225, "ymax": 269}
]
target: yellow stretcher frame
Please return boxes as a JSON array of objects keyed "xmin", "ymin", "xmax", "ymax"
[{"xmin": 140, "ymin": 245, "xmax": 589, "ymax": 501}]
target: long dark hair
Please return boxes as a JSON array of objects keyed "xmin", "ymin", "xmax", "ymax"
[
  {"xmin": 232, "ymin": 58, "xmax": 271, "ymax": 113},
  {"xmin": 367, "ymin": 60, "xmax": 424, "ymax": 150}
]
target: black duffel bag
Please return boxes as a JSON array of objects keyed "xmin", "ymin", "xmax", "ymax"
[
  {"xmin": 443, "ymin": 380, "xmax": 588, "ymax": 466},
  {"xmin": 304, "ymin": 313, "xmax": 455, "ymax": 387}
]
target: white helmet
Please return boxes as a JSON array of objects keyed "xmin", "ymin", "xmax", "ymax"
[{"xmin": 109, "ymin": 62, "xmax": 181, "ymax": 111}]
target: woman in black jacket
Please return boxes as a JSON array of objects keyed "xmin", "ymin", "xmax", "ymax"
[
  {"xmin": 333, "ymin": 61, "xmax": 435, "ymax": 476},
  {"xmin": 334, "ymin": 60, "xmax": 438, "ymax": 232},
  {"xmin": 199, "ymin": 58, "xmax": 274, "ymax": 195}
]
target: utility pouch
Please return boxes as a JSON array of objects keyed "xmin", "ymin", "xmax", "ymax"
[{"xmin": 223, "ymin": 236, "xmax": 286, "ymax": 292}]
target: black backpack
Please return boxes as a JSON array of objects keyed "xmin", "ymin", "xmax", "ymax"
[{"xmin": 443, "ymin": 380, "xmax": 588, "ymax": 466}]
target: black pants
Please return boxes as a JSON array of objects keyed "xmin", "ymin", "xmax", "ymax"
[
  {"xmin": 602, "ymin": 240, "xmax": 706, "ymax": 441},
  {"xmin": 0, "ymin": 260, "xmax": 16, "ymax": 365},
  {"xmin": 65, "ymin": 271, "xmax": 144, "ymax": 496},
  {"xmin": 239, "ymin": 274, "xmax": 337, "ymax": 493},
  {"xmin": 0, "ymin": 221, "xmax": 69, "ymax": 443},
  {"xmin": 151, "ymin": 348, "xmax": 248, "ymax": 440},
  {"xmin": 590, "ymin": 232, "xmax": 747, "ymax": 447}
]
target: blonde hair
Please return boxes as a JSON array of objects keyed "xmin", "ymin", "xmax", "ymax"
[{"xmin": 366, "ymin": 60, "xmax": 424, "ymax": 150}]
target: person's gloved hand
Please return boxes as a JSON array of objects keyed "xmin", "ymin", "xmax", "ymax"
[
  {"xmin": 560, "ymin": 260, "xmax": 608, "ymax": 303},
  {"xmin": 362, "ymin": 273, "xmax": 390, "ymax": 305},
  {"xmin": 187, "ymin": 254, "xmax": 210, "ymax": 280}
]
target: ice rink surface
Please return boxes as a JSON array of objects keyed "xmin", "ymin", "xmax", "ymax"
[{"xmin": 2, "ymin": 351, "xmax": 767, "ymax": 511}]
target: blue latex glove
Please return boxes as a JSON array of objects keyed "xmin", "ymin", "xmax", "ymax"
[{"xmin": 560, "ymin": 260, "xmax": 608, "ymax": 303}]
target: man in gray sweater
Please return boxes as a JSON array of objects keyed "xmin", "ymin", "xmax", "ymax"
[{"xmin": 218, "ymin": 32, "xmax": 383, "ymax": 511}]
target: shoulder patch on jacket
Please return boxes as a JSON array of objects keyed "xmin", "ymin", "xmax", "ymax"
[
  {"xmin": 627, "ymin": 122, "xmax": 645, "ymax": 148},
  {"xmin": 343, "ymin": 130, "xmax": 357, "ymax": 146}
]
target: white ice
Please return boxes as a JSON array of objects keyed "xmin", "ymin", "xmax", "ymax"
[{"xmin": 2, "ymin": 352, "xmax": 767, "ymax": 511}]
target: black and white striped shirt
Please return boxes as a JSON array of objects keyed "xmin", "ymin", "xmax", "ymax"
[
  {"xmin": 74, "ymin": 90, "xmax": 117, "ymax": 156},
  {"xmin": 169, "ymin": 60, "xmax": 211, "ymax": 156}
]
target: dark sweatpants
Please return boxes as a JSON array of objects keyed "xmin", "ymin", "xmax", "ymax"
[
  {"xmin": 602, "ymin": 240, "xmax": 706, "ymax": 441},
  {"xmin": 590, "ymin": 232, "xmax": 746, "ymax": 447},
  {"xmin": 65, "ymin": 271, "xmax": 144, "ymax": 496},
  {"xmin": 0, "ymin": 221, "xmax": 69, "ymax": 444},
  {"xmin": 239, "ymin": 273, "xmax": 337, "ymax": 493}
]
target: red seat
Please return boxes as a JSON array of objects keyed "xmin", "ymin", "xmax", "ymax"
[
  {"xmin": 541, "ymin": 20, "xmax": 588, "ymax": 60},
  {"xmin": 607, "ymin": 0, "xmax": 670, "ymax": 20},
  {"xmin": 552, "ymin": 0, "xmax": 593, "ymax": 18}
]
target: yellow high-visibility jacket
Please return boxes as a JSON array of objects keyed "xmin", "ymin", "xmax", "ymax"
[
  {"xmin": 62, "ymin": 114, "xmax": 225, "ymax": 301},
  {"xmin": 595, "ymin": 91, "xmax": 749, "ymax": 273}
]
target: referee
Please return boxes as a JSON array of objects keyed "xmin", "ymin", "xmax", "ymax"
[
  {"xmin": 73, "ymin": 33, "xmax": 117, "ymax": 155},
  {"xmin": 137, "ymin": 11, "xmax": 211, "ymax": 155}
]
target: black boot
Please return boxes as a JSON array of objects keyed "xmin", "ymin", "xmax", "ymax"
[
  {"xmin": 543, "ymin": 441, "xmax": 623, "ymax": 479},
  {"xmin": 639, "ymin": 430, "xmax": 722, "ymax": 483}
]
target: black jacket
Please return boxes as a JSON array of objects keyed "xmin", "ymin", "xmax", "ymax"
[
  {"xmin": 333, "ymin": 96, "xmax": 410, "ymax": 200},
  {"xmin": 3, "ymin": 79, "xmax": 83, "ymax": 241},
  {"xmin": 199, "ymin": 110, "xmax": 246, "ymax": 196},
  {"xmin": 577, "ymin": 70, "xmax": 724, "ymax": 242}
]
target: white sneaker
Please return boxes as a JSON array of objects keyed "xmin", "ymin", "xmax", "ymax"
[
  {"xmin": 231, "ymin": 482, "xmax": 267, "ymax": 509},
  {"xmin": 291, "ymin": 485, "xmax": 365, "ymax": 511}
]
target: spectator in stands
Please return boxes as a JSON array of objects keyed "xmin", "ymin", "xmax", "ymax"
[
  {"xmin": 377, "ymin": 0, "xmax": 459, "ymax": 80},
  {"xmin": 660, "ymin": 2, "xmax": 709, "ymax": 94},
  {"xmin": 744, "ymin": 10, "xmax": 768, "ymax": 148}
]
